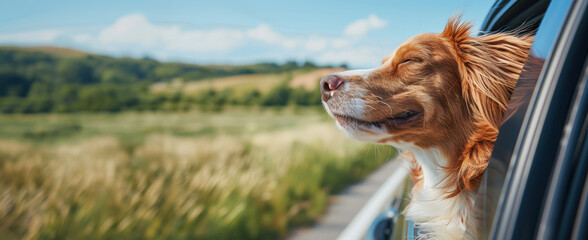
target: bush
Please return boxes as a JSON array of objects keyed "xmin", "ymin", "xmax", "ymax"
[
  {"xmin": 262, "ymin": 83, "xmax": 291, "ymax": 106},
  {"xmin": 57, "ymin": 59, "xmax": 96, "ymax": 84},
  {"xmin": 238, "ymin": 89, "xmax": 261, "ymax": 105},
  {"xmin": 0, "ymin": 97, "xmax": 21, "ymax": 113},
  {"xmin": 0, "ymin": 71, "xmax": 31, "ymax": 97},
  {"xmin": 290, "ymin": 87, "xmax": 321, "ymax": 106}
]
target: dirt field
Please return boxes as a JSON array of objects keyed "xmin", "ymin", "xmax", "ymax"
[
  {"xmin": 151, "ymin": 68, "xmax": 346, "ymax": 96},
  {"xmin": 289, "ymin": 68, "xmax": 346, "ymax": 90}
]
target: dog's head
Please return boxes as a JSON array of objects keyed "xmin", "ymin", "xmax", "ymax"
[
  {"xmin": 321, "ymin": 17, "xmax": 532, "ymax": 190},
  {"xmin": 321, "ymin": 29, "xmax": 464, "ymax": 148}
]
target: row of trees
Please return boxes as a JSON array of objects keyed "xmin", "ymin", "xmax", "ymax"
[
  {"xmin": 0, "ymin": 83, "xmax": 322, "ymax": 113},
  {"xmin": 0, "ymin": 49, "xmax": 320, "ymax": 87},
  {"xmin": 0, "ymin": 48, "xmax": 328, "ymax": 113}
]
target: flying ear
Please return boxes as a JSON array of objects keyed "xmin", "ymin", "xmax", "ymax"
[
  {"xmin": 457, "ymin": 122, "xmax": 497, "ymax": 191},
  {"xmin": 443, "ymin": 121, "xmax": 497, "ymax": 197},
  {"xmin": 441, "ymin": 16, "xmax": 533, "ymax": 129},
  {"xmin": 441, "ymin": 17, "xmax": 534, "ymax": 194}
]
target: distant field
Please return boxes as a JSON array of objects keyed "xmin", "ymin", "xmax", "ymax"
[
  {"xmin": 0, "ymin": 108, "xmax": 332, "ymax": 144},
  {"xmin": 0, "ymin": 108, "xmax": 395, "ymax": 240},
  {"xmin": 151, "ymin": 68, "xmax": 343, "ymax": 95},
  {"xmin": 289, "ymin": 68, "xmax": 346, "ymax": 90},
  {"xmin": 0, "ymin": 46, "xmax": 89, "ymax": 57},
  {"xmin": 152, "ymin": 73, "xmax": 288, "ymax": 95}
]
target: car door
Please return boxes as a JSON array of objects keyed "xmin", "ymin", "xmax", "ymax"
[{"xmin": 467, "ymin": 0, "xmax": 588, "ymax": 239}]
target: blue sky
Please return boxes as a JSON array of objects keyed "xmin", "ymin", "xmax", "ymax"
[{"xmin": 0, "ymin": 0, "xmax": 495, "ymax": 68}]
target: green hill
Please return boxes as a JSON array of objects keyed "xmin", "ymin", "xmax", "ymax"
[
  {"xmin": 0, "ymin": 46, "xmax": 89, "ymax": 57},
  {"xmin": 0, "ymin": 46, "xmax": 335, "ymax": 113},
  {"xmin": 0, "ymin": 46, "xmax": 309, "ymax": 85}
]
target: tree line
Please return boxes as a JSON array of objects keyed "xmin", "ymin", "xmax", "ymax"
[{"xmin": 0, "ymin": 48, "xmax": 330, "ymax": 113}]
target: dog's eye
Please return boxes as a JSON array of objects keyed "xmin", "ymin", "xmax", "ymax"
[{"xmin": 400, "ymin": 58, "xmax": 414, "ymax": 64}]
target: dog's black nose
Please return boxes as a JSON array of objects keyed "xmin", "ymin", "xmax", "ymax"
[{"xmin": 320, "ymin": 74, "xmax": 343, "ymax": 101}]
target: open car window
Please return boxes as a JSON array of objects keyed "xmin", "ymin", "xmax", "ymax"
[{"xmin": 468, "ymin": 0, "xmax": 588, "ymax": 239}]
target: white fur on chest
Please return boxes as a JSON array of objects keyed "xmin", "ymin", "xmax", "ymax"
[
  {"xmin": 392, "ymin": 141, "xmax": 448, "ymax": 188},
  {"xmin": 406, "ymin": 186, "xmax": 475, "ymax": 240},
  {"xmin": 391, "ymin": 141, "xmax": 474, "ymax": 240}
]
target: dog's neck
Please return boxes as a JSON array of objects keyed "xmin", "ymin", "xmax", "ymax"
[
  {"xmin": 397, "ymin": 143, "xmax": 475, "ymax": 239},
  {"xmin": 412, "ymin": 147, "xmax": 447, "ymax": 188},
  {"xmin": 396, "ymin": 142, "xmax": 450, "ymax": 189}
]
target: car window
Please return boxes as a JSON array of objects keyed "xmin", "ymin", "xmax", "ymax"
[{"xmin": 465, "ymin": 0, "xmax": 576, "ymax": 238}]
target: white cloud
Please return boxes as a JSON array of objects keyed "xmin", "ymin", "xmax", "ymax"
[
  {"xmin": 331, "ymin": 39, "xmax": 353, "ymax": 48},
  {"xmin": 280, "ymin": 39, "xmax": 298, "ymax": 49},
  {"xmin": 0, "ymin": 29, "xmax": 61, "ymax": 44},
  {"xmin": 305, "ymin": 37, "xmax": 328, "ymax": 52},
  {"xmin": 0, "ymin": 13, "xmax": 391, "ymax": 67},
  {"xmin": 247, "ymin": 24, "xmax": 298, "ymax": 49},
  {"xmin": 95, "ymin": 15, "xmax": 305, "ymax": 52},
  {"xmin": 97, "ymin": 14, "xmax": 244, "ymax": 52},
  {"xmin": 344, "ymin": 15, "xmax": 387, "ymax": 37},
  {"xmin": 164, "ymin": 28, "xmax": 244, "ymax": 52},
  {"xmin": 97, "ymin": 14, "xmax": 245, "ymax": 52},
  {"xmin": 247, "ymin": 24, "xmax": 281, "ymax": 44},
  {"xmin": 98, "ymin": 14, "xmax": 162, "ymax": 46},
  {"xmin": 73, "ymin": 34, "xmax": 93, "ymax": 43}
]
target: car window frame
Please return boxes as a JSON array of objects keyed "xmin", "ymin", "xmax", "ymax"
[
  {"xmin": 479, "ymin": 0, "xmax": 588, "ymax": 239},
  {"xmin": 466, "ymin": 0, "xmax": 588, "ymax": 239},
  {"xmin": 537, "ymin": 5, "xmax": 588, "ymax": 237}
]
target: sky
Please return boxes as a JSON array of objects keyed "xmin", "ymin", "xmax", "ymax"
[{"xmin": 0, "ymin": 0, "xmax": 496, "ymax": 68}]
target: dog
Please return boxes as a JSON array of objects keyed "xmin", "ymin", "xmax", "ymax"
[{"xmin": 320, "ymin": 17, "xmax": 533, "ymax": 239}]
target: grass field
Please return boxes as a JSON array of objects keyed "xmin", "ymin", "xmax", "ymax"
[
  {"xmin": 0, "ymin": 108, "xmax": 395, "ymax": 240},
  {"xmin": 151, "ymin": 73, "xmax": 288, "ymax": 95},
  {"xmin": 150, "ymin": 68, "xmax": 344, "ymax": 96},
  {"xmin": 288, "ymin": 68, "xmax": 345, "ymax": 90}
]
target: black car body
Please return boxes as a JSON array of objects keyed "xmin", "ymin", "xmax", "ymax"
[{"xmin": 472, "ymin": 0, "xmax": 588, "ymax": 239}]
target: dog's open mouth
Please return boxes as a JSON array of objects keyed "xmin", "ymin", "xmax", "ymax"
[{"xmin": 334, "ymin": 111, "xmax": 421, "ymax": 128}]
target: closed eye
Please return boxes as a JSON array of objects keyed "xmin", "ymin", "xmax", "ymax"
[
  {"xmin": 399, "ymin": 58, "xmax": 422, "ymax": 65},
  {"xmin": 400, "ymin": 58, "xmax": 413, "ymax": 64}
]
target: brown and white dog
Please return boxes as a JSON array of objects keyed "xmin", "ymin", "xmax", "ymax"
[{"xmin": 320, "ymin": 18, "xmax": 533, "ymax": 239}]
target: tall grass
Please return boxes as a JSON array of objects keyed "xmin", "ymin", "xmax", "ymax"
[{"xmin": 0, "ymin": 115, "xmax": 395, "ymax": 240}]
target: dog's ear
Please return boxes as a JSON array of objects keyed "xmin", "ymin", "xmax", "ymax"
[
  {"xmin": 443, "ymin": 121, "xmax": 497, "ymax": 197},
  {"xmin": 441, "ymin": 16, "xmax": 533, "ymax": 129},
  {"xmin": 442, "ymin": 17, "xmax": 533, "ymax": 194},
  {"xmin": 458, "ymin": 122, "xmax": 497, "ymax": 191}
]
